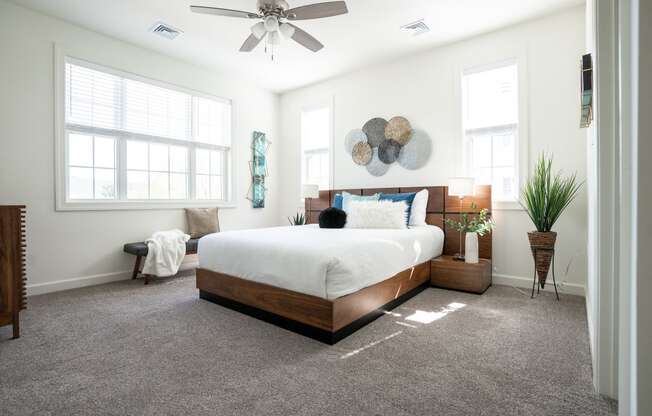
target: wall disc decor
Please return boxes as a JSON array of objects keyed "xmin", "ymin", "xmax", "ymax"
[
  {"xmin": 378, "ymin": 139, "xmax": 401, "ymax": 164},
  {"xmin": 397, "ymin": 129, "xmax": 431, "ymax": 170},
  {"xmin": 366, "ymin": 148, "xmax": 391, "ymax": 177},
  {"xmin": 362, "ymin": 118, "xmax": 388, "ymax": 148},
  {"xmin": 345, "ymin": 129, "xmax": 367, "ymax": 154},
  {"xmin": 347, "ymin": 116, "xmax": 431, "ymax": 176},
  {"xmin": 385, "ymin": 116, "xmax": 413, "ymax": 145},
  {"xmin": 352, "ymin": 142, "xmax": 373, "ymax": 165}
]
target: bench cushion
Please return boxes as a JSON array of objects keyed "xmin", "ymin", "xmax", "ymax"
[{"xmin": 124, "ymin": 238, "xmax": 199, "ymax": 257}]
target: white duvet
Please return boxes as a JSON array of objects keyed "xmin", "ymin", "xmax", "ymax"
[{"xmin": 198, "ymin": 224, "xmax": 444, "ymax": 300}]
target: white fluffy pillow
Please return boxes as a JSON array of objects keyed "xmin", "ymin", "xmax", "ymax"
[
  {"xmin": 409, "ymin": 189, "xmax": 429, "ymax": 226},
  {"xmin": 345, "ymin": 200, "xmax": 408, "ymax": 229}
]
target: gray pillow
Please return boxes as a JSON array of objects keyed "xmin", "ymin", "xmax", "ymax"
[{"xmin": 185, "ymin": 208, "xmax": 220, "ymax": 238}]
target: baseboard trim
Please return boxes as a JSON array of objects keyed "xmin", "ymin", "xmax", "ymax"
[
  {"xmin": 27, "ymin": 267, "xmax": 585, "ymax": 298},
  {"xmin": 26, "ymin": 270, "xmax": 132, "ymax": 296},
  {"xmin": 27, "ymin": 260, "xmax": 199, "ymax": 296},
  {"xmin": 492, "ymin": 273, "xmax": 585, "ymax": 297}
]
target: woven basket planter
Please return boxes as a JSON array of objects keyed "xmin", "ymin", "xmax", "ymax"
[{"xmin": 527, "ymin": 231, "xmax": 557, "ymax": 289}]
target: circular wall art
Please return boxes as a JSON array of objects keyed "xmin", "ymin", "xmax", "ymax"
[
  {"xmin": 352, "ymin": 142, "xmax": 372, "ymax": 165},
  {"xmin": 345, "ymin": 129, "xmax": 367, "ymax": 155},
  {"xmin": 385, "ymin": 116, "xmax": 413, "ymax": 145},
  {"xmin": 397, "ymin": 129, "xmax": 432, "ymax": 170},
  {"xmin": 347, "ymin": 116, "xmax": 431, "ymax": 176},
  {"xmin": 362, "ymin": 118, "xmax": 388, "ymax": 148},
  {"xmin": 366, "ymin": 148, "xmax": 391, "ymax": 177},
  {"xmin": 378, "ymin": 139, "xmax": 401, "ymax": 164}
]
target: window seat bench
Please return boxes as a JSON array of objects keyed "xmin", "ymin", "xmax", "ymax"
[{"xmin": 123, "ymin": 239, "xmax": 199, "ymax": 285}]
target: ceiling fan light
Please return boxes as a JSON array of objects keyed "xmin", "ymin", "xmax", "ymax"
[
  {"xmin": 264, "ymin": 16, "xmax": 279, "ymax": 32},
  {"xmin": 251, "ymin": 22, "xmax": 266, "ymax": 39},
  {"xmin": 279, "ymin": 23, "xmax": 295, "ymax": 38},
  {"xmin": 268, "ymin": 30, "xmax": 281, "ymax": 45}
]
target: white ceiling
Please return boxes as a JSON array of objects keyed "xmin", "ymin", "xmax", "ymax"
[{"xmin": 13, "ymin": 0, "xmax": 584, "ymax": 93}]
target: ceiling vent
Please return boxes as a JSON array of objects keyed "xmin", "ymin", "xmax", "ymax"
[
  {"xmin": 150, "ymin": 22, "xmax": 182, "ymax": 40},
  {"xmin": 401, "ymin": 19, "xmax": 430, "ymax": 36}
]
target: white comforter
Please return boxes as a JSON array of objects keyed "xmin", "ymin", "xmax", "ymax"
[{"xmin": 198, "ymin": 225, "xmax": 444, "ymax": 300}]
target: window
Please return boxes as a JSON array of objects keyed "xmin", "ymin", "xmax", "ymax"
[
  {"xmin": 462, "ymin": 62, "xmax": 519, "ymax": 202},
  {"xmin": 301, "ymin": 107, "xmax": 331, "ymax": 190},
  {"xmin": 59, "ymin": 57, "xmax": 232, "ymax": 209}
]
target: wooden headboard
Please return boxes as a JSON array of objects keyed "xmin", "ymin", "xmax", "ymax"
[{"xmin": 305, "ymin": 186, "xmax": 492, "ymax": 259}]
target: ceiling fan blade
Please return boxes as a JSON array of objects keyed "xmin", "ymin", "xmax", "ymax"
[
  {"xmin": 287, "ymin": 24, "xmax": 324, "ymax": 52},
  {"xmin": 190, "ymin": 5, "xmax": 260, "ymax": 19},
  {"xmin": 240, "ymin": 33, "xmax": 266, "ymax": 52},
  {"xmin": 286, "ymin": 1, "xmax": 348, "ymax": 20}
]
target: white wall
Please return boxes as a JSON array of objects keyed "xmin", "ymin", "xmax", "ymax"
[
  {"xmin": 635, "ymin": 0, "xmax": 652, "ymax": 412},
  {"xmin": 0, "ymin": 1, "xmax": 280, "ymax": 294},
  {"xmin": 279, "ymin": 6, "xmax": 587, "ymax": 294},
  {"xmin": 585, "ymin": 0, "xmax": 598, "ymax": 377}
]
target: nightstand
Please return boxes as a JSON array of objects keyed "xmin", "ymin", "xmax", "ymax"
[{"xmin": 430, "ymin": 255, "xmax": 492, "ymax": 294}]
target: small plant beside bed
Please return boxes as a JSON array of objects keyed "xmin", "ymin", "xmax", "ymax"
[
  {"xmin": 444, "ymin": 203, "xmax": 494, "ymax": 263},
  {"xmin": 288, "ymin": 211, "xmax": 306, "ymax": 226}
]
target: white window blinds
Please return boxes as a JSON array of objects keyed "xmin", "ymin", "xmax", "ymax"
[{"xmin": 65, "ymin": 60, "xmax": 231, "ymax": 146}]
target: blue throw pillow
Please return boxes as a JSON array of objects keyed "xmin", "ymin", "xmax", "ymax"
[
  {"xmin": 379, "ymin": 192, "xmax": 417, "ymax": 225},
  {"xmin": 333, "ymin": 193, "xmax": 343, "ymax": 210}
]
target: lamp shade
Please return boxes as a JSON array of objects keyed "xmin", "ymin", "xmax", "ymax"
[
  {"xmin": 448, "ymin": 177, "xmax": 475, "ymax": 197},
  {"xmin": 302, "ymin": 184, "xmax": 320, "ymax": 199},
  {"xmin": 279, "ymin": 23, "xmax": 295, "ymax": 39},
  {"xmin": 251, "ymin": 22, "xmax": 266, "ymax": 39}
]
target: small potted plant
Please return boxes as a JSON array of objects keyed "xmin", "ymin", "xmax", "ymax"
[
  {"xmin": 445, "ymin": 203, "xmax": 494, "ymax": 263},
  {"xmin": 288, "ymin": 211, "xmax": 306, "ymax": 226},
  {"xmin": 521, "ymin": 154, "xmax": 582, "ymax": 289}
]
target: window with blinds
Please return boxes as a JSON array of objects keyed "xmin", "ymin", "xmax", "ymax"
[
  {"xmin": 462, "ymin": 61, "xmax": 519, "ymax": 202},
  {"xmin": 62, "ymin": 58, "xmax": 232, "ymax": 206}
]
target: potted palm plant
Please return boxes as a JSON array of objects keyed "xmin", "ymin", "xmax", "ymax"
[{"xmin": 521, "ymin": 154, "xmax": 582, "ymax": 289}]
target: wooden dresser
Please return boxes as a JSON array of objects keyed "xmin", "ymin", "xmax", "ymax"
[{"xmin": 0, "ymin": 205, "xmax": 26, "ymax": 339}]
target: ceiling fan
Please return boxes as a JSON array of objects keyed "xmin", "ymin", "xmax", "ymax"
[{"xmin": 190, "ymin": 1, "xmax": 348, "ymax": 56}]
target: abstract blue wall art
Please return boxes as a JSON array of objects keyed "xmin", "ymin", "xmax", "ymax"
[{"xmin": 247, "ymin": 131, "xmax": 270, "ymax": 208}]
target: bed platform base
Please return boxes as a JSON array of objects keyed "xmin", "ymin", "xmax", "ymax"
[
  {"xmin": 196, "ymin": 262, "xmax": 431, "ymax": 345},
  {"xmin": 199, "ymin": 282, "xmax": 428, "ymax": 344}
]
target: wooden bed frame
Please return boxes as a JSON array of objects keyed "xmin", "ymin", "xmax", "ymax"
[{"xmin": 197, "ymin": 185, "xmax": 491, "ymax": 344}]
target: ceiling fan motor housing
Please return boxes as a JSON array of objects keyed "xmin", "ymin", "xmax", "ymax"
[{"xmin": 257, "ymin": 0, "xmax": 290, "ymax": 16}]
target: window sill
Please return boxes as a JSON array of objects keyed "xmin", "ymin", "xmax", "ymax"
[
  {"xmin": 492, "ymin": 200, "xmax": 523, "ymax": 211},
  {"xmin": 55, "ymin": 200, "xmax": 237, "ymax": 212}
]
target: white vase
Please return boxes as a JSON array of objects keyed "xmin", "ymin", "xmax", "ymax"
[{"xmin": 465, "ymin": 232, "xmax": 479, "ymax": 264}]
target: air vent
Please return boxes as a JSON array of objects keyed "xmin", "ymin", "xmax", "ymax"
[
  {"xmin": 150, "ymin": 22, "xmax": 182, "ymax": 40},
  {"xmin": 401, "ymin": 19, "xmax": 430, "ymax": 36}
]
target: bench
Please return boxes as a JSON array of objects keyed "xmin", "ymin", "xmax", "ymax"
[{"xmin": 123, "ymin": 239, "xmax": 199, "ymax": 285}]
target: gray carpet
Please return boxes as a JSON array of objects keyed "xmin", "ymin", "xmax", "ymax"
[{"xmin": 0, "ymin": 274, "xmax": 616, "ymax": 416}]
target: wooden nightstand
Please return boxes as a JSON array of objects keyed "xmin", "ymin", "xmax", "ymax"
[{"xmin": 430, "ymin": 255, "xmax": 492, "ymax": 294}]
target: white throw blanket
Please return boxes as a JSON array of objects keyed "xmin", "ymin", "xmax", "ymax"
[{"xmin": 142, "ymin": 229, "xmax": 190, "ymax": 277}]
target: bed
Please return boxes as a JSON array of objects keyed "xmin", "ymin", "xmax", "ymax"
[{"xmin": 196, "ymin": 185, "xmax": 492, "ymax": 344}]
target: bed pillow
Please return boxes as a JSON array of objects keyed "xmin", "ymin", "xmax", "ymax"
[
  {"xmin": 378, "ymin": 192, "xmax": 417, "ymax": 226},
  {"xmin": 408, "ymin": 189, "xmax": 429, "ymax": 226},
  {"xmin": 341, "ymin": 192, "xmax": 380, "ymax": 213},
  {"xmin": 332, "ymin": 193, "xmax": 343, "ymax": 210},
  {"xmin": 345, "ymin": 200, "xmax": 408, "ymax": 229},
  {"xmin": 185, "ymin": 207, "xmax": 220, "ymax": 238},
  {"xmin": 319, "ymin": 207, "xmax": 347, "ymax": 229}
]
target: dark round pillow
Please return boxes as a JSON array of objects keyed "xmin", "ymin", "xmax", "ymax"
[{"xmin": 319, "ymin": 207, "xmax": 347, "ymax": 229}]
